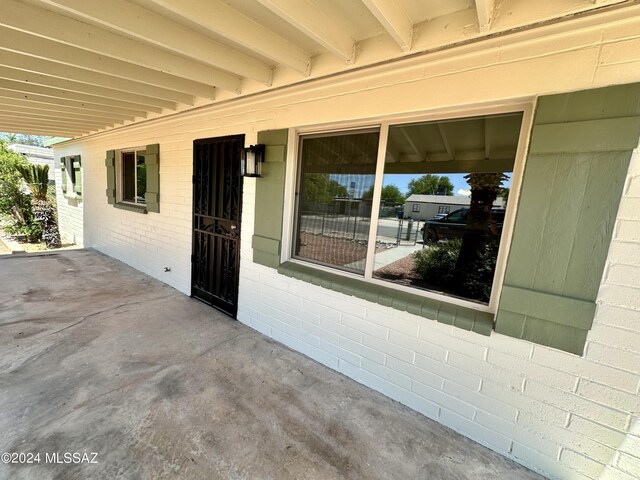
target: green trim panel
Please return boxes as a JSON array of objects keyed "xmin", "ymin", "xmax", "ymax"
[
  {"xmin": 529, "ymin": 117, "xmax": 640, "ymax": 154},
  {"xmin": 252, "ymin": 235, "xmax": 280, "ymax": 256},
  {"xmin": 144, "ymin": 143, "xmax": 160, "ymax": 213},
  {"xmin": 499, "ymin": 285, "xmax": 596, "ymax": 329},
  {"xmin": 534, "ymin": 83, "xmax": 640, "ymax": 124},
  {"xmin": 253, "ymin": 129, "xmax": 288, "ymax": 267},
  {"xmin": 278, "ymin": 261, "xmax": 494, "ymax": 335},
  {"xmin": 496, "ymin": 83, "xmax": 640, "ymax": 355},
  {"xmin": 105, "ymin": 150, "xmax": 116, "ymax": 205},
  {"xmin": 114, "ymin": 203, "xmax": 147, "ymax": 214}
]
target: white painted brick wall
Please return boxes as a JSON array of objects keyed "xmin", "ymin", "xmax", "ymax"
[{"xmin": 237, "ymin": 146, "xmax": 640, "ymax": 480}]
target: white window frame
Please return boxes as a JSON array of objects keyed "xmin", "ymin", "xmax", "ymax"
[
  {"xmin": 438, "ymin": 205, "xmax": 450, "ymax": 214},
  {"xmin": 412, "ymin": 204, "xmax": 421, "ymax": 212},
  {"xmin": 116, "ymin": 147, "xmax": 146, "ymax": 206},
  {"xmin": 281, "ymin": 101, "xmax": 535, "ymax": 313}
]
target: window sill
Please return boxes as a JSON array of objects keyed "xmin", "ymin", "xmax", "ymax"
[
  {"xmin": 114, "ymin": 202, "xmax": 147, "ymax": 214},
  {"xmin": 277, "ymin": 261, "xmax": 494, "ymax": 335},
  {"xmin": 63, "ymin": 192, "xmax": 81, "ymax": 200}
]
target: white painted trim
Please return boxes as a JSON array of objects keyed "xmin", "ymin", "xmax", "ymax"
[
  {"xmin": 364, "ymin": 122, "xmax": 389, "ymax": 278},
  {"xmin": 280, "ymin": 128, "xmax": 299, "ymax": 263},
  {"xmin": 281, "ymin": 99, "xmax": 536, "ymax": 314},
  {"xmin": 487, "ymin": 101, "xmax": 536, "ymax": 310}
]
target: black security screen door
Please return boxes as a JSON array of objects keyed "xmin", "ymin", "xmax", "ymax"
[{"xmin": 192, "ymin": 135, "xmax": 244, "ymax": 318}]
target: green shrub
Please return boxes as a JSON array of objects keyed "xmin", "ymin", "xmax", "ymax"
[
  {"xmin": 0, "ymin": 141, "xmax": 30, "ymax": 217},
  {"xmin": 414, "ymin": 239, "xmax": 462, "ymax": 285},
  {"xmin": 413, "ymin": 238, "xmax": 498, "ymax": 303},
  {"xmin": 459, "ymin": 240, "xmax": 499, "ymax": 302},
  {"xmin": 4, "ymin": 205, "xmax": 42, "ymax": 242}
]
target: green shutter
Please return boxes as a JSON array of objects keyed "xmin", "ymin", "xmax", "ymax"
[
  {"xmin": 495, "ymin": 83, "xmax": 640, "ymax": 355},
  {"xmin": 105, "ymin": 150, "xmax": 116, "ymax": 205},
  {"xmin": 60, "ymin": 156, "xmax": 67, "ymax": 194},
  {"xmin": 73, "ymin": 155, "xmax": 82, "ymax": 195},
  {"xmin": 253, "ymin": 130, "xmax": 288, "ymax": 268},
  {"xmin": 144, "ymin": 143, "xmax": 160, "ymax": 213}
]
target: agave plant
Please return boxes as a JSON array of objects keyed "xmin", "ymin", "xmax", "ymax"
[{"xmin": 15, "ymin": 163, "xmax": 61, "ymax": 248}]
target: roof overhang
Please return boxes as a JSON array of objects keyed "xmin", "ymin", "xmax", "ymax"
[{"xmin": 1, "ymin": 0, "xmax": 639, "ymax": 138}]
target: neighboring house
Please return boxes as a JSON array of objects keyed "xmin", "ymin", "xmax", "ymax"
[
  {"xmin": 2, "ymin": 2, "xmax": 640, "ymax": 480},
  {"xmin": 8, "ymin": 144, "xmax": 55, "ymax": 182},
  {"xmin": 403, "ymin": 194, "xmax": 506, "ymax": 221}
]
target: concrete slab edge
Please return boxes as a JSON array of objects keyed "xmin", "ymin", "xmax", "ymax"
[{"xmin": 0, "ymin": 235, "xmax": 25, "ymax": 254}]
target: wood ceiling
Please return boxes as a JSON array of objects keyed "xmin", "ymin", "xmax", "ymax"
[{"xmin": 0, "ymin": 0, "xmax": 634, "ymax": 138}]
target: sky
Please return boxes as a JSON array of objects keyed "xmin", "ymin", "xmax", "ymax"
[
  {"xmin": 330, "ymin": 172, "xmax": 512, "ymax": 198},
  {"xmin": 384, "ymin": 173, "xmax": 471, "ymax": 196}
]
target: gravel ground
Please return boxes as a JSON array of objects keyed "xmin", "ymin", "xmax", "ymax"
[
  {"xmin": 298, "ymin": 232, "xmax": 368, "ymax": 266},
  {"xmin": 374, "ymin": 253, "xmax": 420, "ymax": 283}
]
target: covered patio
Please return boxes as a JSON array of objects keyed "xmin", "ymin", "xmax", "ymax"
[{"xmin": 0, "ymin": 250, "xmax": 542, "ymax": 479}]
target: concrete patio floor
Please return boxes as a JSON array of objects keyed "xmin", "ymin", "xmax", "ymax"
[{"xmin": 0, "ymin": 250, "xmax": 544, "ymax": 480}]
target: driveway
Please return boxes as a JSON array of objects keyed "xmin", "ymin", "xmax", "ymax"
[{"xmin": 0, "ymin": 250, "xmax": 543, "ymax": 480}]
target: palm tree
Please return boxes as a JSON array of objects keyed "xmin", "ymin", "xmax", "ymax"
[
  {"xmin": 15, "ymin": 163, "xmax": 61, "ymax": 248},
  {"xmin": 454, "ymin": 172, "xmax": 507, "ymax": 300}
]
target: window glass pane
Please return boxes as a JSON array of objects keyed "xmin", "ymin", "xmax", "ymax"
[
  {"xmin": 294, "ymin": 129, "xmax": 379, "ymax": 274},
  {"xmin": 136, "ymin": 153, "xmax": 146, "ymax": 204},
  {"xmin": 373, "ymin": 112, "xmax": 523, "ymax": 304},
  {"xmin": 122, "ymin": 151, "xmax": 135, "ymax": 202},
  {"xmin": 64, "ymin": 157, "xmax": 75, "ymax": 185}
]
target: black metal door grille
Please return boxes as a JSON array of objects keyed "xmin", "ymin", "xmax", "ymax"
[{"xmin": 192, "ymin": 135, "xmax": 244, "ymax": 317}]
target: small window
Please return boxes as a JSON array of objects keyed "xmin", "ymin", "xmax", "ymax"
[
  {"xmin": 64, "ymin": 157, "xmax": 76, "ymax": 187},
  {"xmin": 119, "ymin": 149, "xmax": 146, "ymax": 205},
  {"xmin": 293, "ymin": 111, "xmax": 524, "ymax": 307}
]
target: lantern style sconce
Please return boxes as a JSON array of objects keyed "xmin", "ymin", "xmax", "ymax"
[{"xmin": 241, "ymin": 144, "xmax": 265, "ymax": 177}]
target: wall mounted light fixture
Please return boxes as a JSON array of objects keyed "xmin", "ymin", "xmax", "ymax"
[{"xmin": 241, "ymin": 144, "xmax": 265, "ymax": 177}]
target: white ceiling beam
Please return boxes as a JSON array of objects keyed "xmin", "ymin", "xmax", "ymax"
[
  {"xmin": 436, "ymin": 123, "xmax": 455, "ymax": 160},
  {"xmin": 0, "ymin": 114, "xmax": 108, "ymax": 130},
  {"xmin": 361, "ymin": 0, "xmax": 413, "ymax": 51},
  {"xmin": 150, "ymin": 0, "xmax": 311, "ymax": 75},
  {"xmin": 398, "ymin": 129, "xmax": 424, "ymax": 161},
  {"xmin": 0, "ymin": 106, "xmax": 118, "ymax": 126},
  {"xmin": 0, "ymin": 126, "xmax": 84, "ymax": 137},
  {"xmin": 0, "ymin": 89, "xmax": 148, "ymax": 118},
  {"xmin": 0, "ymin": 50, "xmax": 193, "ymax": 106},
  {"xmin": 39, "ymin": 0, "xmax": 273, "ymax": 85},
  {"xmin": 0, "ymin": 98, "xmax": 136, "ymax": 122},
  {"xmin": 0, "ymin": 66, "xmax": 176, "ymax": 110},
  {"xmin": 0, "ymin": 78, "xmax": 163, "ymax": 114},
  {"xmin": 0, "ymin": 120, "xmax": 91, "ymax": 135},
  {"xmin": 256, "ymin": 0, "xmax": 356, "ymax": 62},
  {"xmin": 474, "ymin": 0, "xmax": 495, "ymax": 32},
  {"xmin": 0, "ymin": 28, "xmax": 220, "ymax": 99},
  {"xmin": 0, "ymin": 3, "xmax": 237, "ymax": 95}
]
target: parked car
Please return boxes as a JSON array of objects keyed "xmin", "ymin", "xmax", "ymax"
[{"xmin": 423, "ymin": 207, "xmax": 506, "ymax": 243}]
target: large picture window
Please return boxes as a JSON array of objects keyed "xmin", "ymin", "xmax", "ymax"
[{"xmin": 292, "ymin": 111, "xmax": 524, "ymax": 307}]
